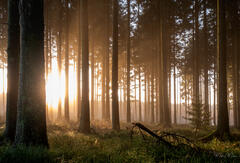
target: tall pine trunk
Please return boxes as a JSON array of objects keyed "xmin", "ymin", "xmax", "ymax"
[
  {"xmin": 77, "ymin": 0, "xmax": 82, "ymax": 121},
  {"xmin": 105, "ymin": 0, "xmax": 110, "ymax": 120},
  {"xmin": 216, "ymin": 0, "xmax": 230, "ymax": 138},
  {"xmin": 203, "ymin": 0, "xmax": 209, "ymax": 125},
  {"xmin": 4, "ymin": 0, "xmax": 20, "ymax": 141},
  {"xmin": 91, "ymin": 30, "xmax": 95, "ymax": 120},
  {"xmin": 64, "ymin": 0, "xmax": 70, "ymax": 121},
  {"xmin": 112, "ymin": 0, "xmax": 120, "ymax": 130},
  {"xmin": 15, "ymin": 0, "xmax": 48, "ymax": 146},
  {"xmin": 139, "ymin": 66, "xmax": 142, "ymax": 121},
  {"xmin": 162, "ymin": 0, "xmax": 171, "ymax": 127},
  {"xmin": 57, "ymin": 21, "xmax": 62, "ymax": 120},
  {"xmin": 79, "ymin": 0, "xmax": 90, "ymax": 133},
  {"xmin": 126, "ymin": 0, "xmax": 131, "ymax": 123},
  {"xmin": 193, "ymin": 0, "xmax": 200, "ymax": 105},
  {"xmin": 102, "ymin": 45, "xmax": 106, "ymax": 119}
]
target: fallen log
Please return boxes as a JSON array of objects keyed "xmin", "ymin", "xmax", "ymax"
[
  {"xmin": 132, "ymin": 123, "xmax": 172, "ymax": 147},
  {"xmin": 131, "ymin": 123, "xmax": 200, "ymax": 149},
  {"xmin": 131, "ymin": 123, "xmax": 235, "ymax": 159}
]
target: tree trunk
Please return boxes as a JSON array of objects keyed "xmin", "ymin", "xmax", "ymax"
[
  {"xmin": 174, "ymin": 53, "xmax": 176, "ymax": 124},
  {"xmin": 79, "ymin": 0, "xmax": 90, "ymax": 133},
  {"xmin": 144, "ymin": 71, "xmax": 147, "ymax": 122},
  {"xmin": 45, "ymin": 0, "xmax": 49, "ymax": 122},
  {"xmin": 193, "ymin": 0, "xmax": 200, "ymax": 105},
  {"xmin": 126, "ymin": 0, "xmax": 131, "ymax": 123},
  {"xmin": 105, "ymin": 0, "xmax": 110, "ymax": 120},
  {"xmin": 151, "ymin": 66, "xmax": 154, "ymax": 123},
  {"xmin": 102, "ymin": 41, "xmax": 106, "ymax": 120},
  {"xmin": 139, "ymin": 66, "xmax": 142, "ymax": 121},
  {"xmin": 101, "ymin": 62, "xmax": 106, "ymax": 120},
  {"xmin": 112, "ymin": 0, "xmax": 120, "ymax": 130},
  {"xmin": 148, "ymin": 72, "xmax": 151, "ymax": 122},
  {"xmin": 161, "ymin": 0, "xmax": 171, "ymax": 127},
  {"xmin": 203, "ymin": 0, "xmax": 209, "ymax": 125},
  {"xmin": 105, "ymin": 0, "xmax": 110, "ymax": 121},
  {"xmin": 77, "ymin": 0, "xmax": 82, "ymax": 122},
  {"xmin": 91, "ymin": 30, "xmax": 95, "ymax": 121},
  {"xmin": 232, "ymin": 2, "xmax": 240, "ymax": 128},
  {"xmin": 15, "ymin": 0, "xmax": 48, "ymax": 146},
  {"xmin": 49, "ymin": 30, "xmax": 53, "ymax": 121},
  {"xmin": 134, "ymin": 74, "xmax": 137, "ymax": 121},
  {"xmin": 57, "ymin": 25, "xmax": 62, "ymax": 120},
  {"xmin": 159, "ymin": 7, "xmax": 164, "ymax": 124},
  {"xmin": 64, "ymin": 0, "xmax": 70, "ymax": 122},
  {"xmin": 237, "ymin": 28, "xmax": 240, "ymax": 129},
  {"xmin": 213, "ymin": 66, "xmax": 216, "ymax": 125},
  {"xmin": 216, "ymin": 0, "xmax": 230, "ymax": 137},
  {"xmin": 4, "ymin": 0, "xmax": 20, "ymax": 142}
]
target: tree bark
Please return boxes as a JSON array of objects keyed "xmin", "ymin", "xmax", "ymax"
[
  {"xmin": 173, "ymin": 43, "xmax": 176, "ymax": 124},
  {"xmin": 139, "ymin": 66, "xmax": 142, "ymax": 121},
  {"xmin": 15, "ymin": 0, "xmax": 48, "ymax": 146},
  {"xmin": 162, "ymin": 0, "xmax": 171, "ymax": 127},
  {"xmin": 79, "ymin": 0, "xmax": 90, "ymax": 133},
  {"xmin": 112, "ymin": 0, "xmax": 120, "ymax": 130},
  {"xmin": 105, "ymin": 0, "xmax": 110, "ymax": 120},
  {"xmin": 144, "ymin": 71, "xmax": 147, "ymax": 122},
  {"xmin": 193, "ymin": 0, "xmax": 200, "ymax": 105},
  {"xmin": 64, "ymin": 0, "xmax": 70, "ymax": 122},
  {"xmin": 45, "ymin": 0, "xmax": 49, "ymax": 122},
  {"xmin": 159, "ymin": 5, "xmax": 164, "ymax": 124},
  {"xmin": 4, "ymin": 0, "xmax": 20, "ymax": 142},
  {"xmin": 91, "ymin": 30, "xmax": 95, "ymax": 121},
  {"xmin": 77, "ymin": 0, "xmax": 82, "ymax": 122},
  {"xmin": 203, "ymin": 0, "xmax": 209, "ymax": 125},
  {"xmin": 216, "ymin": 0, "xmax": 230, "ymax": 137},
  {"xmin": 151, "ymin": 65, "xmax": 154, "ymax": 123},
  {"xmin": 102, "ymin": 44, "xmax": 106, "ymax": 120},
  {"xmin": 57, "ymin": 19, "xmax": 62, "ymax": 120},
  {"xmin": 126, "ymin": 0, "xmax": 131, "ymax": 123}
]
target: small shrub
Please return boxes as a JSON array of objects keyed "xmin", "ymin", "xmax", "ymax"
[{"xmin": 185, "ymin": 102, "xmax": 211, "ymax": 134}]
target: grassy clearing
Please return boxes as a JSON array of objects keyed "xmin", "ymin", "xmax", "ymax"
[{"xmin": 0, "ymin": 122, "xmax": 240, "ymax": 162}]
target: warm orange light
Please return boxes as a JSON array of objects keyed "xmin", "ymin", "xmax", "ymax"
[
  {"xmin": 46, "ymin": 58, "xmax": 77, "ymax": 111},
  {"xmin": 0, "ymin": 68, "xmax": 7, "ymax": 94}
]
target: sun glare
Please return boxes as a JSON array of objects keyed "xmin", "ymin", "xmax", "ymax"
[
  {"xmin": 0, "ymin": 68, "xmax": 7, "ymax": 95},
  {"xmin": 46, "ymin": 58, "xmax": 77, "ymax": 111}
]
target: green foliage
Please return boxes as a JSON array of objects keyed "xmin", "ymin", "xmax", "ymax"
[
  {"xmin": 0, "ymin": 145, "xmax": 50, "ymax": 163},
  {"xmin": 202, "ymin": 106, "xmax": 212, "ymax": 129},
  {"xmin": 0, "ymin": 124, "xmax": 240, "ymax": 162},
  {"xmin": 187, "ymin": 102, "xmax": 204, "ymax": 130},
  {"xmin": 185, "ymin": 102, "xmax": 211, "ymax": 132}
]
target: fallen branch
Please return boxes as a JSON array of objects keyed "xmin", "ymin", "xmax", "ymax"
[
  {"xmin": 132, "ymin": 123, "xmax": 201, "ymax": 150},
  {"xmin": 132, "ymin": 123, "xmax": 172, "ymax": 147},
  {"xmin": 160, "ymin": 131, "xmax": 197, "ymax": 147},
  {"xmin": 131, "ymin": 123, "xmax": 235, "ymax": 159}
]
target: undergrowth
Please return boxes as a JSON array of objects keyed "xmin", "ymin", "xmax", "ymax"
[{"xmin": 0, "ymin": 123, "xmax": 240, "ymax": 162}]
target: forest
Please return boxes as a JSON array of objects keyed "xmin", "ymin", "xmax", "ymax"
[{"xmin": 0, "ymin": 0, "xmax": 240, "ymax": 162}]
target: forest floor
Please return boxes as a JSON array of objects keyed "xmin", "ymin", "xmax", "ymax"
[{"xmin": 1, "ymin": 121, "xmax": 240, "ymax": 162}]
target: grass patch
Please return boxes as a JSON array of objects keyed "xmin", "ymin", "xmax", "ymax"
[
  {"xmin": 0, "ymin": 123, "xmax": 240, "ymax": 162},
  {"xmin": 0, "ymin": 145, "xmax": 50, "ymax": 163}
]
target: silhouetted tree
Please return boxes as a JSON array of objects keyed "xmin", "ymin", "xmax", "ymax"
[
  {"xmin": 15, "ymin": 0, "xmax": 48, "ymax": 146},
  {"xmin": 79, "ymin": 0, "xmax": 90, "ymax": 133},
  {"xmin": 4, "ymin": 0, "xmax": 20, "ymax": 142},
  {"xmin": 112, "ymin": 0, "xmax": 120, "ymax": 131}
]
